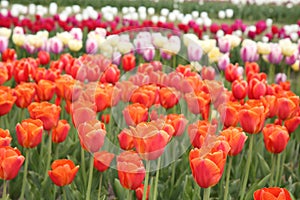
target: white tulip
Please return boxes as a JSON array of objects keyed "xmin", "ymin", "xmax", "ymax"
[
  {"xmin": 104, "ymin": 13, "xmax": 114, "ymax": 21},
  {"xmin": 117, "ymin": 42, "xmax": 133, "ymax": 54},
  {"xmin": 131, "ymin": 13, "xmax": 138, "ymax": 21},
  {"xmin": 290, "ymin": 32, "xmax": 299, "ymax": 42},
  {"xmin": 28, "ymin": 4, "xmax": 36, "ymax": 15},
  {"xmin": 159, "ymin": 16, "xmax": 166, "ymax": 23},
  {"xmin": 266, "ymin": 18, "xmax": 273, "ymax": 27},
  {"xmin": 112, "ymin": 7, "xmax": 118, "ymax": 16},
  {"xmin": 173, "ymin": 9, "xmax": 180, "ymax": 15},
  {"xmin": 161, "ymin": 8, "xmax": 169, "ymax": 16},
  {"xmin": 177, "ymin": 13, "xmax": 184, "ymax": 21},
  {"xmin": 0, "ymin": 27, "xmax": 11, "ymax": 38},
  {"xmin": 129, "ymin": 7, "xmax": 136, "ymax": 13},
  {"xmin": 204, "ymin": 18, "xmax": 212, "ymax": 27},
  {"xmin": 233, "ymin": 30, "xmax": 242, "ymax": 37},
  {"xmin": 138, "ymin": 6, "xmax": 146, "ymax": 14},
  {"xmin": 148, "ymin": 7, "xmax": 155, "ymax": 15},
  {"xmin": 196, "ymin": 18, "xmax": 203, "ymax": 25},
  {"xmin": 72, "ymin": 5, "xmax": 80, "ymax": 13},
  {"xmin": 225, "ymin": 9, "xmax": 234, "ymax": 18},
  {"xmin": 122, "ymin": 7, "xmax": 129, "ymax": 14},
  {"xmin": 192, "ymin": 11, "xmax": 199, "ymax": 18},
  {"xmin": 59, "ymin": 13, "xmax": 68, "ymax": 22},
  {"xmin": 1, "ymin": 0, "xmax": 9, "ymax": 8},
  {"xmin": 168, "ymin": 12, "xmax": 176, "ymax": 22},
  {"xmin": 1, "ymin": 9, "xmax": 8, "ymax": 16},
  {"xmin": 200, "ymin": 12, "xmax": 208, "ymax": 19},
  {"xmin": 151, "ymin": 15, "xmax": 159, "ymax": 24},
  {"xmin": 75, "ymin": 14, "xmax": 82, "ymax": 21},
  {"xmin": 95, "ymin": 28, "xmax": 107, "ymax": 37},
  {"xmin": 82, "ymin": 12, "xmax": 89, "ymax": 20},
  {"xmin": 216, "ymin": 30, "xmax": 225, "ymax": 38},
  {"xmin": 65, "ymin": 6, "xmax": 72, "ymax": 14},
  {"xmin": 183, "ymin": 33, "xmax": 198, "ymax": 46},
  {"xmin": 218, "ymin": 10, "xmax": 226, "ymax": 19},
  {"xmin": 49, "ymin": 2, "xmax": 57, "ymax": 15},
  {"xmin": 139, "ymin": 13, "xmax": 147, "ymax": 20},
  {"xmin": 106, "ymin": 35, "xmax": 120, "ymax": 46}
]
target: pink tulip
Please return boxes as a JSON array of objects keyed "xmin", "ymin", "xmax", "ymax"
[
  {"xmin": 85, "ymin": 38, "xmax": 98, "ymax": 54},
  {"xmin": 218, "ymin": 37, "xmax": 231, "ymax": 53},
  {"xmin": 275, "ymin": 73, "xmax": 287, "ymax": 84},
  {"xmin": 50, "ymin": 37, "xmax": 63, "ymax": 54},
  {"xmin": 187, "ymin": 43, "xmax": 203, "ymax": 62},
  {"xmin": 70, "ymin": 28, "xmax": 83, "ymax": 40},
  {"xmin": 0, "ymin": 36, "xmax": 8, "ymax": 53},
  {"xmin": 240, "ymin": 45, "xmax": 259, "ymax": 62},
  {"xmin": 218, "ymin": 54, "xmax": 230, "ymax": 70},
  {"xmin": 285, "ymin": 51, "xmax": 298, "ymax": 65},
  {"xmin": 112, "ymin": 52, "xmax": 121, "ymax": 65},
  {"xmin": 268, "ymin": 44, "xmax": 283, "ymax": 64},
  {"xmin": 143, "ymin": 46, "xmax": 155, "ymax": 62}
]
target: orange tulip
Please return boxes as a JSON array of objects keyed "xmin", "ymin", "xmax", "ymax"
[
  {"xmin": 131, "ymin": 84, "xmax": 158, "ymax": 108},
  {"xmin": 13, "ymin": 82, "xmax": 36, "ymax": 108},
  {"xmin": 1, "ymin": 48, "xmax": 16, "ymax": 62},
  {"xmin": 135, "ymin": 184, "xmax": 150, "ymax": 200},
  {"xmin": 188, "ymin": 120, "xmax": 217, "ymax": 148},
  {"xmin": 130, "ymin": 120, "xmax": 170, "ymax": 160},
  {"xmin": 0, "ymin": 128, "xmax": 12, "ymax": 147},
  {"xmin": 0, "ymin": 146, "xmax": 25, "ymax": 180},
  {"xmin": 122, "ymin": 53, "xmax": 136, "ymax": 71},
  {"xmin": 123, "ymin": 103, "xmax": 148, "ymax": 126},
  {"xmin": 71, "ymin": 100, "xmax": 97, "ymax": 128},
  {"xmin": 189, "ymin": 138, "xmax": 229, "ymax": 188},
  {"xmin": 276, "ymin": 91, "xmax": 299, "ymax": 121},
  {"xmin": 232, "ymin": 79, "xmax": 247, "ymax": 100},
  {"xmin": 248, "ymin": 77, "xmax": 267, "ymax": 99},
  {"xmin": 261, "ymin": 95, "xmax": 277, "ymax": 118},
  {"xmin": 262, "ymin": 124, "xmax": 289, "ymax": 154},
  {"xmin": 118, "ymin": 128, "xmax": 134, "ymax": 150},
  {"xmin": 220, "ymin": 127, "xmax": 247, "ymax": 156},
  {"xmin": 185, "ymin": 91, "xmax": 211, "ymax": 119},
  {"xmin": 218, "ymin": 101, "xmax": 241, "ymax": 128},
  {"xmin": 78, "ymin": 119, "xmax": 106, "ymax": 153},
  {"xmin": 48, "ymin": 159, "xmax": 79, "ymax": 187},
  {"xmin": 284, "ymin": 115, "xmax": 300, "ymax": 134},
  {"xmin": 16, "ymin": 118, "xmax": 44, "ymax": 148},
  {"xmin": 165, "ymin": 114, "xmax": 188, "ymax": 136},
  {"xmin": 159, "ymin": 87, "xmax": 180, "ymax": 109},
  {"xmin": 253, "ymin": 187, "xmax": 292, "ymax": 200},
  {"xmin": 36, "ymin": 79, "xmax": 56, "ymax": 102},
  {"xmin": 0, "ymin": 86, "xmax": 16, "ymax": 116},
  {"xmin": 239, "ymin": 101, "xmax": 266, "ymax": 134},
  {"xmin": 28, "ymin": 102, "xmax": 61, "ymax": 131},
  {"xmin": 0, "ymin": 64, "xmax": 8, "ymax": 85},
  {"xmin": 52, "ymin": 120, "xmax": 70, "ymax": 143},
  {"xmin": 95, "ymin": 83, "xmax": 117, "ymax": 112},
  {"xmin": 93, "ymin": 151, "xmax": 115, "ymax": 172},
  {"xmin": 117, "ymin": 151, "xmax": 145, "ymax": 190}
]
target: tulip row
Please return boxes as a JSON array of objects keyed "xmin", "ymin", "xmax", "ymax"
[{"xmin": 0, "ymin": 35, "xmax": 299, "ymax": 200}]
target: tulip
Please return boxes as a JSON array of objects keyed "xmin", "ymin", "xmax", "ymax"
[
  {"xmin": 201, "ymin": 66, "xmax": 215, "ymax": 80},
  {"xmin": 112, "ymin": 51, "xmax": 122, "ymax": 65},
  {"xmin": 225, "ymin": 64, "xmax": 242, "ymax": 82},
  {"xmin": 275, "ymin": 73, "xmax": 287, "ymax": 84},
  {"xmin": 38, "ymin": 51, "xmax": 50, "ymax": 65},
  {"xmin": 16, "ymin": 118, "xmax": 43, "ymax": 148},
  {"xmin": 188, "ymin": 120, "xmax": 217, "ymax": 148},
  {"xmin": 220, "ymin": 127, "xmax": 247, "ymax": 156},
  {"xmin": 261, "ymin": 95, "xmax": 278, "ymax": 118},
  {"xmin": 123, "ymin": 103, "xmax": 148, "ymax": 126},
  {"xmin": 189, "ymin": 140, "xmax": 229, "ymax": 188},
  {"xmin": 257, "ymin": 42, "xmax": 271, "ymax": 55},
  {"xmin": 218, "ymin": 54, "xmax": 230, "ymax": 71},
  {"xmin": 263, "ymin": 124, "xmax": 289, "ymax": 154},
  {"xmin": 277, "ymin": 92, "xmax": 299, "ymax": 121},
  {"xmin": 49, "ymin": 37, "xmax": 64, "ymax": 54},
  {"xmin": 52, "ymin": 120, "xmax": 70, "ymax": 143},
  {"xmin": 118, "ymin": 129, "xmax": 134, "ymax": 150},
  {"xmin": 285, "ymin": 52, "xmax": 297, "ymax": 65},
  {"xmin": 218, "ymin": 37, "xmax": 231, "ymax": 53},
  {"xmin": 284, "ymin": 114, "xmax": 300, "ymax": 134},
  {"xmin": 248, "ymin": 77, "xmax": 267, "ymax": 99},
  {"xmin": 68, "ymin": 39, "xmax": 83, "ymax": 52},
  {"xmin": 85, "ymin": 38, "xmax": 98, "ymax": 54},
  {"xmin": 254, "ymin": 187, "xmax": 292, "ymax": 200},
  {"xmin": 231, "ymin": 79, "xmax": 247, "ymax": 100},
  {"xmin": 240, "ymin": 45, "xmax": 259, "ymax": 62},
  {"xmin": 165, "ymin": 114, "xmax": 188, "ymax": 137},
  {"xmin": 28, "ymin": 102, "xmax": 61, "ymax": 131},
  {"xmin": 0, "ymin": 86, "xmax": 16, "ymax": 116},
  {"xmin": 187, "ymin": 42, "xmax": 203, "ymax": 62},
  {"xmin": 13, "ymin": 82, "xmax": 36, "ymax": 108},
  {"xmin": 122, "ymin": 53, "xmax": 136, "ymax": 71},
  {"xmin": 0, "ymin": 146, "xmax": 25, "ymax": 180},
  {"xmin": 1, "ymin": 48, "xmax": 16, "ymax": 62},
  {"xmin": 117, "ymin": 151, "xmax": 146, "ymax": 190},
  {"xmin": 159, "ymin": 87, "xmax": 179, "ymax": 109},
  {"xmin": 0, "ymin": 65, "xmax": 8, "ymax": 85},
  {"xmin": 135, "ymin": 184, "xmax": 150, "ymax": 200},
  {"xmin": 208, "ymin": 47, "xmax": 222, "ymax": 63},
  {"xmin": 218, "ymin": 101, "xmax": 241, "ymax": 128},
  {"xmin": 239, "ymin": 102, "xmax": 266, "ymax": 134},
  {"xmin": 130, "ymin": 120, "xmax": 170, "ymax": 160},
  {"xmin": 36, "ymin": 80, "xmax": 56, "ymax": 102},
  {"xmin": 267, "ymin": 44, "xmax": 283, "ymax": 64},
  {"xmin": 93, "ymin": 151, "xmax": 115, "ymax": 172},
  {"xmin": 0, "ymin": 128, "xmax": 11, "ymax": 147},
  {"xmin": 78, "ymin": 119, "xmax": 106, "ymax": 153},
  {"xmin": 0, "ymin": 36, "xmax": 8, "ymax": 53},
  {"xmin": 131, "ymin": 85, "xmax": 158, "ymax": 108},
  {"xmin": 48, "ymin": 159, "xmax": 79, "ymax": 186},
  {"xmin": 143, "ymin": 46, "xmax": 155, "ymax": 62},
  {"xmin": 70, "ymin": 28, "xmax": 83, "ymax": 41}
]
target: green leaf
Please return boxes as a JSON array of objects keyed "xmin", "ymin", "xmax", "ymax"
[
  {"xmin": 244, "ymin": 174, "xmax": 271, "ymax": 200},
  {"xmin": 257, "ymin": 153, "xmax": 270, "ymax": 175},
  {"xmin": 113, "ymin": 178, "xmax": 126, "ymax": 200}
]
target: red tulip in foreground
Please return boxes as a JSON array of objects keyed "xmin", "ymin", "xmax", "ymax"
[
  {"xmin": 254, "ymin": 187, "xmax": 292, "ymax": 200},
  {"xmin": 93, "ymin": 151, "xmax": 115, "ymax": 172},
  {"xmin": 48, "ymin": 159, "xmax": 79, "ymax": 186},
  {"xmin": 0, "ymin": 146, "xmax": 25, "ymax": 180},
  {"xmin": 117, "ymin": 151, "xmax": 146, "ymax": 190}
]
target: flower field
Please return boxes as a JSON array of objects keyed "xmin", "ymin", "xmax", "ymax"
[{"xmin": 0, "ymin": 1, "xmax": 299, "ymax": 200}]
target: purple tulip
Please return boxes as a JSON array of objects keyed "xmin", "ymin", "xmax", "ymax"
[
  {"xmin": 0, "ymin": 36, "xmax": 8, "ymax": 53},
  {"xmin": 134, "ymin": 38, "xmax": 147, "ymax": 55},
  {"xmin": 218, "ymin": 54, "xmax": 230, "ymax": 71},
  {"xmin": 112, "ymin": 51, "xmax": 121, "ymax": 65},
  {"xmin": 70, "ymin": 28, "xmax": 83, "ymax": 40},
  {"xmin": 50, "ymin": 37, "xmax": 63, "ymax": 54},
  {"xmin": 143, "ymin": 46, "xmax": 155, "ymax": 62},
  {"xmin": 240, "ymin": 45, "xmax": 259, "ymax": 62},
  {"xmin": 187, "ymin": 43, "xmax": 203, "ymax": 62},
  {"xmin": 285, "ymin": 51, "xmax": 298, "ymax": 65},
  {"xmin": 268, "ymin": 44, "xmax": 283, "ymax": 64},
  {"xmin": 275, "ymin": 73, "xmax": 287, "ymax": 84},
  {"xmin": 23, "ymin": 42, "xmax": 36, "ymax": 54},
  {"xmin": 218, "ymin": 37, "xmax": 231, "ymax": 53},
  {"xmin": 85, "ymin": 38, "xmax": 98, "ymax": 54}
]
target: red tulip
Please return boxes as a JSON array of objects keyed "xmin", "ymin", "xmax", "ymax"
[
  {"xmin": 254, "ymin": 187, "xmax": 292, "ymax": 200},
  {"xmin": 16, "ymin": 118, "xmax": 44, "ymax": 148},
  {"xmin": 100, "ymin": 64, "xmax": 120, "ymax": 84},
  {"xmin": 52, "ymin": 120, "xmax": 70, "ymax": 143},
  {"xmin": 93, "ymin": 151, "xmax": 115, "ymax": 172},
  {"xmin": 218, "ymin": 101, "xmax": 241, "ymax": 128},
  {"xmin": 135, "ymin": 184, "xmax": 150, "ymax": 200},
  {"xmin": 225, "ymin": 64, "xmax": 242, "ymax": 83},
  {"xmin": 165, "ymin": 114, "xmax": 188, "ymax": 137},
  {"xmin": 0, "ymin": 146, "xmax": 25, "ymax": 180},
  {"xmin": 232, "ymin": 79, "xmax": 248, "ymax": 100},
  {"xmin": 48, "ymin": 159, "xmax": 79, "ymax": 186},
  {"xmin": 118, "ymin": 128, "xmax": 134, "ymax": 150},
  {"xmin": 1, "ymin": 48, "xmax": 16, "ymax": 62},
  {"xmin": 131, "ymin": 85, "xmax": 158, "ymax": 108},
  {"xmin": 122, "ymin": 53, "xmax": 136, "ymax": 71},
  {"xmin": 248, "ymin": 77, "xmax": 267, "ymax": 99},
  {"xmin": 276, "ymin": 91, "xmax": 299, "ymax": 121},
  {"xmin": 284, "ymin": 115, "xmax": 300, "ymax": 134},
  {"xmin": 0, "ymin": 128, "xmax": 12, "ymax": 147},
  {"xmin": 159, "ymin": 87, "xmax": 180, "ymax": 109},
  {"xmin": 117, "ymin": 151, "xmax": 145, "ymax": 190},
  {"xmin": 263, "ymin": 124, "xmax": 289, "ymax": 154},
  {"xmin": 123, "ymin": 103, "xmax": 148, "ymax": 126},
  {"xmin": 188, "ymin": 120, "xmax": 217, "ymax": 148},
  {"xmin": 220, "ymin": 127, "xmax": 247, "ymax": 156},
  {"xmin": 38, "ymin": 51, "xmax": 50, "ymax": 65},
  {"xmin": 0, "ymin": 86, "xmax": 16, "ymax": 116}
]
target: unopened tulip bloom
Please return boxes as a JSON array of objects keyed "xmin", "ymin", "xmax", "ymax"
[
  {"xmin": 112, "ymin": 52, "xmax": 122, "ymax": 65},
  {"xmin": 218, "ymin": 54, "xmax": 230, "ymax": 71},
  {"xmin": 159, "ymin": 87, "xmax": 179, "ymax": 109},
  {"xmin": 122, "ymin": 53, "xmax": 136, "ymax": 71},
  {"xmin": 135, "ymin": 184, "xmax": 150, "ymax": 200},
  {"xmin": 16, "ymin": 118, "xmax": 43, "ymax": 148},
  {"xmin": 218, "ymin": 101, "xmax": 241, "ymax": 127},
  {"xmin": 248, "ymin": 77, "xmax": 267, "ymax": 99},
  {"xmin": 52, "ymin": 120, "xmax": 70, "ymax": 143},
  {"xmin": 70, "ymin": 28, "xmax": 83, "ymax": 41},
  {"xmin": 48, "ymin": 159, "xmax": 79, "ymax": 186},
  {"xmin": 117, "ymin": 151, "xmax": 145, "ymax": 190},
  {"xmin": 165, "ymin": 114, "xmax": 188, "ymax": 137},
  {"xmin": 0, "ymin": 146, "xmax": 25, "ymax": 180},
  {"xmin": 254, "ymin": 187, "xmax": 292, "ymax": 200},
  {"xmin": 68, "ymin": 39, "xmax": 82, "ymax": 52},
  {"xmin": 232, "ymin": 79, "xmax": 247, "ymax": 100},
  {"xmin": 123, "ymin": 103, "xmax": 148, "ymax": 126},
  {"xmin": 263, "ymin": 124, "xmax": 289, "ymax": 154},
  {"xmin": 118, "ymin": 129, "xmax": 134, "ymax": 150},
  {"xmin": 275, "ymin": 73, "xmax": 287, "ymax": 84},
  {"xmin": 188, "ymin": 120, "xmax": 217, "ymax": 148},
  {"xmin": 36, "ymin": 80, "xmax": 56, "ymax": 102},
  {"xmin": 225, "ymin": 64, "xmax": 242, "ymax": 82},
  {"xmin": 0, "ymin": 128, "xmax": 11, "ymax": 147},
  {"xmin": 0, "ymin": 87, "xmax": 16, "ymax": 116},
  {"xmin": 277, "ymin": 92, "xmax": 299, "ymax": 121}
]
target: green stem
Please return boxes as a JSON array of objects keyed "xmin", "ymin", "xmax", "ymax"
[
  {"xmin": 20, "ymin": 149, "xmax": 29, "ymax": 200},
  {"xmin": 173, "ymin": 54, "xmax": 177, "ymax": 69},
  {"xmin": 275, "ymin": 153, "xmax": 281, "ymax": 186},
  {"xmin": 127, "ymin": 189, "xmax": 132, "ymax": 200},
  {"xmin": 268, "ymin": 64, "xmax": 275, "ymax": 84},
  {"xmin": 239, "ymin": 134, "xmax": 254, "ymax": 200},
  {"xmin": 53, "ymin": 186, "xmax": 57, "ymax": 200},
  {"xmin": 2, "ymin": 180, "xmax": 7, "ymax": 200},
  {"xmin": 153, "ymin": 157, "xmax": 161, "ymax": 200},
  {"xmin": 97, "ymin": 173, "xmax": 103, "ymax": 200},
  {"xmin": 81, "ymin": 148, "xmax": 87, "ymax": 188},
  {"xmin": 224, "ymin": 156, "xmax": 233, "ymax": 200},
  {"xmin": 63, "ymin": 186, "xmax": 67, "ymax": 200},
  {"xmin": 142, "ymin": 160, "xmax": 150, "ymax": 200},
  {"xmin": 19, "ymin": 108, "xmax": 25, "ymax": 123},
  {"xmin": 203, "ymin": 187, "xmax": 211, "ymax": 200},
  {"xmin": 278, "ymin": 151, "xmax": 286, "ymax": 186},
  {"xmin": 287, "ymin": 66, "xmax": 291, "ymax": 80},
  {"xmin": 43, "ymin": 131, "xmax": 52, "ymax": 182},
  {"xmin": 86, "ymin": 155, "xmax": 94, "ymax": 200},
  {"xmin": 270, "ymin": 154, "xmax": 276, "ymax": 186}
]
